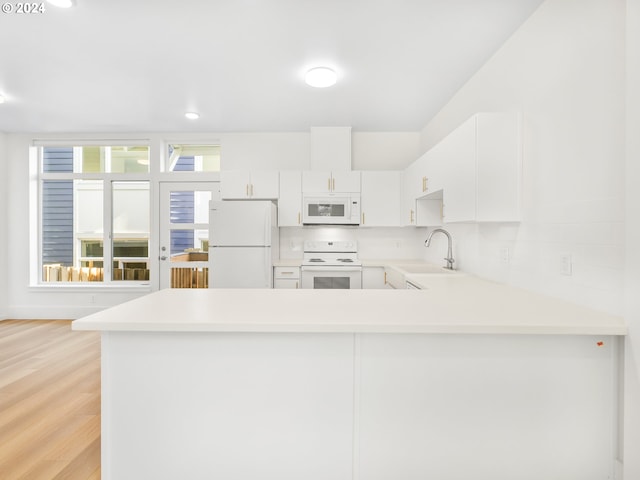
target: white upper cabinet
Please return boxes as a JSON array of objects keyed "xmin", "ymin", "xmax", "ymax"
[
  {"xmin": 440, "ymin": 112, "xmax": 521, "ymax": 223},
  {"xmin": 403, "ymin": 112, "xmax": 521, "ymax": 225},
  {"xmin": 221, "ymin": 170, "xmax": 279, "ymax": 200},
  {"xmin": 401, "ymin": 162, "xmax": 419, "ymax": 226},
  {"xmin": 360, "ymin": 171, "xmax": 402, "ymax": 227},
  {"xmin": 302, "ymin": 171, "xmax": 361, "ymax": 194},
  {"xmin": 278, "ymin": 171, "xmax": 302, "ymax": 227}
]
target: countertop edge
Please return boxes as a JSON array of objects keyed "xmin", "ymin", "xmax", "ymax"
[{"xmin": 72, "ymin": 321, "xmax": 627, "ymax": 336}]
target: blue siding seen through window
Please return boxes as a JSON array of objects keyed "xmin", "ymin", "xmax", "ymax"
[
  {"xmin": 170, "ymin": 191, "xmax": 195, "ymax": 254},
  {"xmin": 173, "ymin": 156, "xmax": 195, "ymax": 171},
  {"xmin": 42, "ymin": 180, "xmax": 74, "ymax": 266},
  {"xmin": 43, "ymin": 147, "xmax": 74, "ymax": 173},
  {"xmin": 42, "ymin": 148, "xmax": 74, "ymax": 266}
]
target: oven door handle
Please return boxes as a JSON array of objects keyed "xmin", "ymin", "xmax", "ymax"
[{"xmin": 301, "ymin": 266, "xmax": 362, "ymax": 272}]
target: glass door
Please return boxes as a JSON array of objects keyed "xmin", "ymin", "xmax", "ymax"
[{"xmin": 159, "ymin": 182, "xmax": 220, "ymax": 289}]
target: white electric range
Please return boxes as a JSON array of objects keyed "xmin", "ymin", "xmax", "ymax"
[{"xmin": 300, "ymin": 240, "xmax": 362, "ymax": 289}]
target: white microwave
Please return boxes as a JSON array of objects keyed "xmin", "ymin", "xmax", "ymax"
[{"xmin": 302, "ymin": 194, "xmax": 361, "ymax": 225}]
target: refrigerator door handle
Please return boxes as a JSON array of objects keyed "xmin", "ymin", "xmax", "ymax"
[
  {"xmin": 264, "ymin": 207, "xmax": 270, "ymax": 245},
  {"xmin": 264, "ymin": 247, "xmax": 271, "ymax": 287}
]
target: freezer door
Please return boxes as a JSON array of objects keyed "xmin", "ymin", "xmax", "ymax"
[
  {"xmin": 210, "ymin": 201, "xmax": 273, "ymax": 247},
  {"xmin": 210, "ymin": 247, "xmax": 272, "ymax": 288}
]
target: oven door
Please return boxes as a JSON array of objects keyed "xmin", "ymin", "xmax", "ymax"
[{"xmin": 300, "ymin": 266, "xmax": 362, "ymax": 289}]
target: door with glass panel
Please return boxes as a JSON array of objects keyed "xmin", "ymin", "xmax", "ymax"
[{"xmin": 159, "ymin": 182, "xmax": 220, "ymax": 289}]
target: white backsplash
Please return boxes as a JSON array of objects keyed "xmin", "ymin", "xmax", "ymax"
[
  {"xmin": 279, "ymin": 227, "xmax": 429, "ymax": 261},
  {"xmin": 422, "ymin": 215, "xmax": 624, "ymax": 316}
]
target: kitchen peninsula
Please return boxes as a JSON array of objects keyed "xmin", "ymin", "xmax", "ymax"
[{"xmin": 73, "ymin": 277, "xmax": 626, "ymax": 480}]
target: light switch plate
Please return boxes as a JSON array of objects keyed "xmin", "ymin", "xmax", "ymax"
[
  {"xmin": 499, "ymin": 247, "xmax": 510, "ymax": 264},
  {"xmin": 560, "ymin": 254, "xmax": 572, "ymax": 276}
]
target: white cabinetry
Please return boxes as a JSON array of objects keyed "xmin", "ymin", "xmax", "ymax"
[
  {"xmin": 401, "ymin": 162, "xmax": 419, "ymax": 226},
  {"xmin": 302, "ymin": 171, "xmax": 361, "ymax": 194},
  {"xmin": 273, "ymin": 266, "xmax": 300, "ymax": 289},
  {"xmin": 403, "ymin": 112, "xmax": 521, "ymax": 225},
  {"xmin": 362, "ymin": 266, "xmax": 392, "ymax": 289},
  {"xmin": 360, "ymin": 171, "xmax": 401, "ymax": 227},
  {"xmin": 278, "ymin": 171, "xmax": 302, "ymax": 226},
  {"xmin": 439, "ymin": 112, "xmax": 521, "ymax": 223},
  {"xmin": 357, "ymin": 334, "xmax": 615, "ymax": 479},
  {"xmin": 221, "ymin": 170, "xmax": 279, "ymax": 199}
]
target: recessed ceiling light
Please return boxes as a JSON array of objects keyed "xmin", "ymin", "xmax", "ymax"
[
  {"xmin": 47, "ymin": 0, "xmax": 74, "ymax": 7},
  {"xmin": 305, "ymin": 67, "xmax": 337, "ymax": 88},
  {"xmin": 0, "ymin": 95, "xmax": 5, "ymax": 104},
  {"xmin": 185, "ymin": 112, "xmax": 200, "ymax": 120}
]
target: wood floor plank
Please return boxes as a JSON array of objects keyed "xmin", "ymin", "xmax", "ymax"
[{"xmin": 0, "ymin": 320, "xmax": 101, "ymax": 480}]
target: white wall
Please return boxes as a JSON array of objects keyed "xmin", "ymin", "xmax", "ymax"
[
  {"xmin": 352, "ymin": 132, "xmax": 421, "ymax": 170},
  {"xmin": 0, "ymin": 132, "xmax": 7, "ymax": 320},
  {"xmin": 280, "ymin": 227, "xmax": 427, "ymax": 262},
  {"xmin": 624, "ymin": 0, "xmax": 640, "ymax": 477},
  {"xmin": 420, "ymin": 0, "xmax": 625, "ymax": 315},
  {"xmin": 220, "ymin": 131, "xmax": 420, "ymax": 171}
]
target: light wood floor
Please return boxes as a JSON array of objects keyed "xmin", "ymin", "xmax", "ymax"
[{"xmin": 0, "ymin": 320, "xmax": 101, "ymax": 479}]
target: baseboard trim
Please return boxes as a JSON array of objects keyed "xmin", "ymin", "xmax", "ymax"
[{"xmin": 8, "ymin": 305, "xmax": 107, "ymax": 320}]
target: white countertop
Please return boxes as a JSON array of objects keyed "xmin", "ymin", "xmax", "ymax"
[
  {"xmin": 273, "ymin": 259, "xmax": 303, "ymax": 267},
  {"xmin": 73, "ymin": 275, "xmax": 626, "ymax": 335}
]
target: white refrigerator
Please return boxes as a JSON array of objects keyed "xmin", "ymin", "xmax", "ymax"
[{"xmin": 209, "ymin": 200, "xmax": 279, "ymax": 288}]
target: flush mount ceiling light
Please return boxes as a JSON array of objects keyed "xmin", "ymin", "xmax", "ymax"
[
  {"xmin": 0, "ymin": 95, "xmax": 5, "ymax": 104},
  {"xmin": 185, "ymin": 112, "xmax": 200, "ymax": 120},
  {"xmin": 305, "ymin": 67, "xmax": 337, "ymax": 88},
  {"xmin": 46, "ymin": 0, "xmax": 74, "ymax": 7}
]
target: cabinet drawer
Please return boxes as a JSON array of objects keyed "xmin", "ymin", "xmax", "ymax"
[{"xmin": 274, "ymin": 267, "xmax": 300, "ymax": 279}]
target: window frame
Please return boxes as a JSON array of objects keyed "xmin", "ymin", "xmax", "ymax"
[{"xmin": 36, "ymin": 144, "xmax": 152, "ymax": 287}]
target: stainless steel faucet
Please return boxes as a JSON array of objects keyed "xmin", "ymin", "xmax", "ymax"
[{"xmin": 424, "ymin": 228, "xmax": 455, "ymax": 270}]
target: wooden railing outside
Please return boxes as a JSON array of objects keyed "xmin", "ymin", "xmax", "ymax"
[{"xmin": 171, "ymin": 267, "xmax": 209, "ymax": 288}]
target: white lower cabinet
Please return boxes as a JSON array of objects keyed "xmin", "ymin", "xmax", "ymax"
[
  {"xmin": 356, "ymin": 334, "xmax": 616, "ymax": 480},
  {"xmin": 105, "ymin": 332, "xmax": 354, "ymax": 480},
  {"xmin": 102, "ymin": 330, "xmax": 618, "ymax": 480},
  {"xmin": 362, "ymin": 266, "xmax": 392, "ymax": 289},
  {"xmin": 273, "ymin": 266, "xmax": 300, "ymax": 289}
]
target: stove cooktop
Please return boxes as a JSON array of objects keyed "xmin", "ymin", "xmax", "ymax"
[{"xmin": 302, "ymin": 241, "xmax": 361, "ymax": 267}]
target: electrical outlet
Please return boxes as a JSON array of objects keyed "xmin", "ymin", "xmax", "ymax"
[
  {"xmin": 499, "ymin": 247, "xmax": 510, "ymax": 264},
  {"xmin": 560, "ymin": 254, "xmax": 572, "ymax": 276}
]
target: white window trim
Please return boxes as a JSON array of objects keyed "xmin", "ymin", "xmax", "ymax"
[{"xmin": 34, "ymin": 145, "xmax": 152, "ymax": 288}]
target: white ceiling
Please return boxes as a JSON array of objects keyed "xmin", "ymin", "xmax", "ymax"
[{"xmin": 0, "ymin": 0, "xmax": 544, "ymax": 133}]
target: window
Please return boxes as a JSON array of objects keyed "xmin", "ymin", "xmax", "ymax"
[
  {"xmin": 39, "ymin": 146, "xmax": 150, "ymax": 284},
  {"xmin": 166, "ymin": 144, "xmax": 220, "ymax": 172}
]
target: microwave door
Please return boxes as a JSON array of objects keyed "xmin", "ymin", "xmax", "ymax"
[{"xmin": 303, "ymin": 198, "xmax": 349, "ymax": 224}]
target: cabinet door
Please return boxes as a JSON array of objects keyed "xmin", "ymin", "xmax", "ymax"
[
  {"xmin": 331, "ymin": 171, "xmax": 361, "ymax": 193},
  {"xmin": 278, "ymin": 171, "xmax": 302, "ymax": 226},
  {"xmin": 441, "ymin": 116, "xmax": 476, "ymax": 223},
  {"xmin": 220, "ymin": 170, "xmax": 250, "ymax": 199},
  {"xmin": 424, "ymin": 149, "xmax": 444, "ymax": 194},
  {"xmin": 476, "ymin": 113, "xmax": 520, "ymax": 221},
  {"xmin": 249, "ymin": 171, "xmax": 279, "ymax": 199},
  {"xmin": 361, "ymin": 171, "xmax": 401, "ymax": 227},
  {"xmin": 274, "ymin": 278, "xmax": 300, "ymax": 289},
  {"xmin": 413, "ymin": 152, "xmax": 430, "ymax": 197},
  {"xmin": 302, "ymin": 171, "xmax": 332, "ymax": 193},
  {"xmin": 401, "ymin": 163, "xmax": 418, "ymax": 226},
  {"xmin": 362, "ymin": 266, "xmax": 391, "ymax": 289}
]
